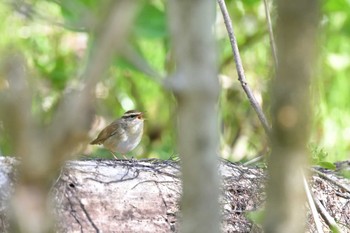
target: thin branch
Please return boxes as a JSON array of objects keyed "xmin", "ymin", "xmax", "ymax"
[
  {"xmin": 312, "ymin": 168, "xmax": 350, "ymax": 193},
  {"xmin": 0, "ymin": 2, "xmax": 139, "ymax": 232},
  {"xmin": 0, "ymin": 53, "xmax": 49, "ymax": 179},
  {"xmin": 313, "ymin": 195, "xmax": 344, "ymax": 233},
  {"xmin": 262, "ymin": 0, "xmax": 278, "ymax": 69},
  {"xmin": 243, "ymin": 155, "xmax": 264, "ymax": 166},
  {"xmin": 217, "ymin": 0, "xmax": 271, "ymax": 136},
  {"xmin": 302, "ymin": 173, "xmax": 324, "ymax": 233},
  {"xmin": 82, "ymin": 0, "xmax": 138, "ymax": 90},
  {"xmin": 49, "ymin": 0, "xmax": 139, "ymax": 160},
  {"xmin": 304, "ymin": 168, "xmax": 344, "ymax": 232},
  {"xmin": 0, "ymin": 54, "xmax": 31, "ymax": 143}
]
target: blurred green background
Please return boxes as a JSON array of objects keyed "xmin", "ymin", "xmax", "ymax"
[{"xmin": 0, "ymin": 0, "xmax": 349, "ymax": 163}]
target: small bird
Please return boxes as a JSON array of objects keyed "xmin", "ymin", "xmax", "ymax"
[{"xmin": 90, "ymin": 110, "xmax": 144, "ymax": 159}]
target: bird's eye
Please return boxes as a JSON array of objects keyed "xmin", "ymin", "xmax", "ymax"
[{"xmin": 137, "ymin": 115, "xmax": 142, "ymax": 119}]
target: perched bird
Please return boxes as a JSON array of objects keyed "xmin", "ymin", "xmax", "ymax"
[{"xmin": 90, "ymin": 110, "xmax": 144, "ymax": 159}]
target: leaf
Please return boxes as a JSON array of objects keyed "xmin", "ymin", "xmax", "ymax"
[
  {"xmin": 246, "ymin": 209, "xmax": 264, "ymax": 225},
  {"xmin": 339, "ymin": 170, "xmax": 350, "ymax": 179},
  {"xmin": 134, "ymin": 3, "xmax": 167, "ymax": 39},
  {"xmin": 318, "ymin": 161, "xmax": 336, "ymax": 170}
]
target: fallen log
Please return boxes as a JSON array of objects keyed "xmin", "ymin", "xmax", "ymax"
[{"xmin": 0, "ymin": 157, "xmax": 349, "ymax": 232}]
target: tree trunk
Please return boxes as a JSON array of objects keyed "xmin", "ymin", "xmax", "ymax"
[
  {"xmin": 265, "ymin": 0, "xmax": 320, "ymax": 232},
  {"xmin": 167, "ymin": 1, "xmax": 221, "ymax": 233}
]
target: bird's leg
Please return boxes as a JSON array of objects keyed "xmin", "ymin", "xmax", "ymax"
[
  {"xmin": 109, "ymin": 151, "xmax": 127, "ymax": 159},
  {"xmin": 112, "ymin": 152, "xmax": 119, "ymax": 159}
]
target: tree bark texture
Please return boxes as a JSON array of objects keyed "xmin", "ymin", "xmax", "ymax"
[
  {"xmin": 0, "ymin": 157, "xmax": 349, "ymax": 232},
  {"xmin": 167, "ymin": 1, "xmax": 221, "ymax": 233},
  {"xmin": 265, "ymin": 0, "xmax": 319, "ymax": 232}
]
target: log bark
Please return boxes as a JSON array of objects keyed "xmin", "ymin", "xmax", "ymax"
[{"xmin": 0, "ymin": 157, "xmax": 349, "ymax": 232}]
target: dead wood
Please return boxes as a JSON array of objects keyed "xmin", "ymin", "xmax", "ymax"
[{"xmin": 0, "ymin": 157, "xmax": 349, "ymax": 232}]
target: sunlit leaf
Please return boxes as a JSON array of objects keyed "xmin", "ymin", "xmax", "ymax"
[{"xmin": 318, "ymin": 161, "xmax": 336, "ymax": 170}]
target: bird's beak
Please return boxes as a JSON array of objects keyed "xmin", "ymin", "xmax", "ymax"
[{"xmin": 140, "ymin": 112, "xmax": 147, "ymax": 120}]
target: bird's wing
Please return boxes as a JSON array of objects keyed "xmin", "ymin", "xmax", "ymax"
[
  {"xmin": 90, "ymin": 120, "xmax": 125, "ymax": 144},
  {"xmin": 109, "ymin": 122, "xmax": 126, "ymax": 138}
]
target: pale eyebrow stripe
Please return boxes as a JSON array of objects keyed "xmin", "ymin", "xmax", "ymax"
[{"xmin": 123, "ymin": 113, "xmax": 141, "ymax": 118}]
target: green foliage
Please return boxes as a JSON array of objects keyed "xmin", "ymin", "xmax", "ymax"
[
  {"xmin": 0, "ymin": 0, "xmax": 349, "ymax": 162},
  {"xmin": 330, "ymin": 225, "xmax": 342, "ymax": 233},
  {"xmin": 246, "ymin": 209, "xmax": 264, "ymax": 226},
  {"xmin": 134, "ymin": 3, "xmax": 167, "ymax": 39},
  {"xmin": 57, "ymin": 0, "xmax": 102, "ymax": 31},
  {"xmin": 339, "ymin": 170, "xmax": 350, "ymax": 179},
  {"xmin": 309, "ymin": 144, "xmax": 336, "ymax": 170}
]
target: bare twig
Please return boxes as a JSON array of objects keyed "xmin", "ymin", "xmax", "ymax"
[
  {"xmin": 217, "ymin": 0, "xmax": 271, "ymax": 136},
  {"xmin": 302, "ymin": 173, "xmax": 324, "ymax": 233},
  {"xmin": 0, "ymin": 53, "xmax": 52, "ymax": 233},
  {"xmin": 243, "ymin": 155, "xmax": 264, "ymax": 166},
  {"xmin": 49, "ymin": 0, "xmax": 139, "ymax": 161},
  {"xmin": 0, "ymin": 53, "xmax": 35, "ymax": 160},
  {"xmin": 313, "ymin": 196, "xmax": 344, "ymax": 233},
  {"xmin": 312, "ymin": 168, "xmax": 350, "ymax": 193},
  {"xmin": 262, "ymin": 0, "xmax": 278, "ymax": 69}
]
